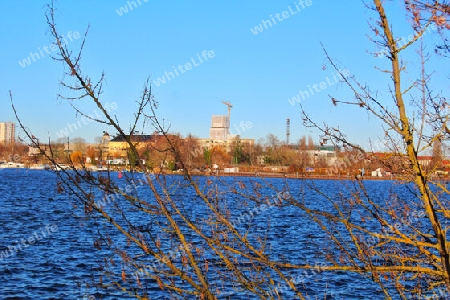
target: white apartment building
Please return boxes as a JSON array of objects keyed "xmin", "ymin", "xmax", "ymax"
[{"xmin": 0, "ymin": 122, "xmax": 15, "ymax": 145}]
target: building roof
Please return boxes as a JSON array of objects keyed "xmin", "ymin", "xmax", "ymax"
[
  {"xmin": 110, "ymin": 134, "xmax": 158, "ymax": 143},
  {"xmin": 109, "ymin": 134, "xmax": 178, "ymax": 143}
]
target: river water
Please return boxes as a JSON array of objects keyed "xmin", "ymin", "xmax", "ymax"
[{"xmin": 0, "ymin": 169, "xmax": 446, "ymax": 299}]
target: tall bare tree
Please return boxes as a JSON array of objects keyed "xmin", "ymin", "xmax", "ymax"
[{"xmin": 299, "ymin": 0, "xmax": 450, "ymax": 297}]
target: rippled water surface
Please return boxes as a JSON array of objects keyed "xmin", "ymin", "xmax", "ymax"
[
  {"xmin": 0, "ymin": 169, "xmax": 131, "ymax": 299},
  {"xmin": 0, "ymin": 169, "xmax": 432, "ymax": 299}
]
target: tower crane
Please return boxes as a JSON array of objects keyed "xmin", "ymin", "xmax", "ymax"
[
  {"xmin": 222, "ymin": 100, "xmax": 232, "ymax": 119},
  {"xmin": 221, "ymin": 100, "xmax": 233, "ymax": 130}
]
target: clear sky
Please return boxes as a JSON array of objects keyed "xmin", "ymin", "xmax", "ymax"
[{"xmin": 0, "ymin": 0, "xmax": 447, "ymax": 148}]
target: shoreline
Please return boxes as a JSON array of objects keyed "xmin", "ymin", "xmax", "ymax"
[{"xmin": 3, "ymin": 167, "xmax": 449, "ymax": 182}]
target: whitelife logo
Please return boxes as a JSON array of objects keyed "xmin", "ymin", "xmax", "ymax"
[
  {"xmin": 18, "ymin": 31, "xmax": 81, "ymax": 68},
  {"xmin": 287, "ymin": 69, "xmax": 351, "ymax": 105},
  {"xmin": 55, "ymin": 102, "xmax": 118, "ymax": 138},
  {"xmin": 250, "ymin": 0, "xmax": 313, "ymax": 35},
  {"xmin": 153, "ymin": 50, "xmax": 215, "ymax": 87},
  {"xmin": 0, "ymin": 224, "xmax": 58, "ymax": 261},
  {"xmin": 116, "ymin": 0, "xmax": 149, "ymax": 16}
]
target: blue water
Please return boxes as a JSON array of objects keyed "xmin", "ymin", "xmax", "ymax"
[
  {"xmin": 0, "ymin": 169, "xmax": 127, "ymax": 299},
  {"xmin": 0, "ymin": 169, "xmax": 445, "ymax": 299}
]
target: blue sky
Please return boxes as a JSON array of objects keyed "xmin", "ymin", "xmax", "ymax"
[{"xmin": 0, "ymin": 0, "xmax": 447, "ymax": 148}]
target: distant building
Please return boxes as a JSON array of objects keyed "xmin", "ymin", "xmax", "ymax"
[
  {"xmin": 313, "ymin": 146, "xmax": 338, "ymax": 166},
  {"xmin": 0, "ymin": 122, "xmax": 15, "ymax": 145},
  {"xmin": 198, "ymin": 136, "xmax": 255, "ymax": 153},
  {"xmin": 417, "ymin": 156, "xmax": 432, "ymax": 167},
  {"xmin": 295, "ymin": 145, "xmax": 339, "ymax": 167},
  {"xmin": 201, "ymin": 110, "xmax": 254, "ymax": 154},
  {"xmin": 100, "ymin": 131, "xmax": 111, "ymax": 160},
  {"xmin": 107, "ymin": 133, "xmax": 175, "ymax": 159},
  {"xmin": 28, "ymin": 147, "xmax": 41, "ymax": 156},
  {"xmin": 209, "ymin": 115, "xmax": 229, "ymax": 140},
  {"xmin": 256, "ymin": 155, "xmax": 266, "ymax": 165}
]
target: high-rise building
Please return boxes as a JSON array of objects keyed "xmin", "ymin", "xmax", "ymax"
[
  {"xmin": 0, "ymin": 122, "xmax": 15, "ymax": 145},
  {"xmin": 209, "ymin": 115, "xmax": 229, "ymax": 140},
  {"xmin": 100, "ymin": 131, "xmax": 111, "ymax": 160}
]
